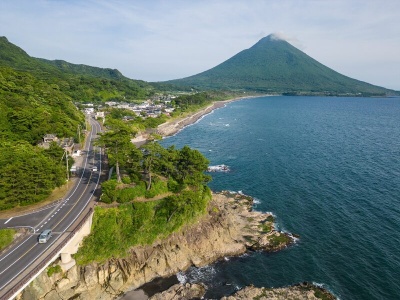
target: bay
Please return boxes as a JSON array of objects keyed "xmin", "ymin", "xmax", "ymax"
[{"xmin": 161, "ymin": 96, "xmax": 400, "ymax": 300}]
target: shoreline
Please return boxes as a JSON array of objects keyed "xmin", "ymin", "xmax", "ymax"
[
  {"xmin": 132, "ymin": 95, "xmax": 262, "ymax": 146},
  {"xmin": 119, "ymin": 191, "xmax": 298, "ymax": 299},
  {"xmin": 157, "ymin": 96, "xmax": 258, "ymax": 138},
  {"xmin": 22, "ymin": 191, "xmax": 301, "ymax": 300}
]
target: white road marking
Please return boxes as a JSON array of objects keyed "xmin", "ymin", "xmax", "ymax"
[{"xmin": 4, "ymin": 217, "xmax": 13, "ymax": 224}]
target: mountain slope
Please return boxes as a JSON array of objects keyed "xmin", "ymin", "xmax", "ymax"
[
  {"xmin": 0, "ymin": 36, "xmax": 153, "ymax": 102},
  {"xmin": 0, "ymin": 36, "xmax": 123, "ymax": 80},
  {"xmin": 165, "ymin": 34, "xmax": 394, "ymax": 96}
]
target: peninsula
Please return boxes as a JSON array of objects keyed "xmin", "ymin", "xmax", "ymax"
[{"xmin": 21, "ymin": 191, "xmax": 335, "ymax": 299}]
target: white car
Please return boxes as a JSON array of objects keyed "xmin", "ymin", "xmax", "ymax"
[
  {"xmin": 92, "ymin": 166, "xmax": 98, "ymax": 172},
  {"xmin": 38, "ymin": 229, "xmax": 52, "ymax": 243}
]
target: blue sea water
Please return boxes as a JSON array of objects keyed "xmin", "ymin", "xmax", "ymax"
[{"xmin": 161, "ymin": 96, "xmax": 400, "ymax": 300}]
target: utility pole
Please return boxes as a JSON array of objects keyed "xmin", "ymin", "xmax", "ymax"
[
  {"xmin": 61, "ymin": 149, "xmax": 69, "ymax": 181},
  {"xmin": 66, "ymin": 150, "xmax": 69, "ymax": 181},
  {"xmin": 78, "ymin": 124, "xmax": 81, "ymax": 145}
]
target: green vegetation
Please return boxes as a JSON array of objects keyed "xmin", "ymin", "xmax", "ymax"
[
  {"xmin": 47, "ymin": 264, "xmax": 62, "ymax": 277},
  {"xmin": 0, "ymin": 67, "xmax": 80, "ymax": 210},
  {"xmin": 166, "ymin": 34, "xmax": 396, "ymax": 96},
  {"xmin": 0, "ymin": 36, "xmax": 155, "ymax": 211},
  {"xmin": 0, "ymin": 36, "xmax": 153, "ymax": 104},
  {"xmin": 0, "ymin": 229, "xmax": 15, "ymax": 251},
  {"xmin": 259, "ymin": 222, "xmax": 272, "ymax": 233},
  {"xmin": 171, "ymin": 92, "xmax": 213, "ymax": 113},
  {"xmin": 75, "ymin": 185, "xmax": 211, "ymax": 264},
  {"xmin": 268, "ymin": 233, "xmax": 292, "ymax": 247},
  {"xmin": 0, "ymin": 67, "xmax": 84, "ymax": 144},
  {"xmin": 0, "ymin": 142, "xmax": 69, "ymax": 209},
  {"xmin": 77, "ymin": 117, "xmax": 212, "ymax": 264},
  {"xmin": 100, "ymin": 141, "xmax": 210, "ymax": 203}
]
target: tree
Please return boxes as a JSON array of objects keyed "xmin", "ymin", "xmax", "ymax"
[
  {"xmin": 141, "ymin": 142, "xmax": 166, "ymax": 190},
  {"xmin": 96, "ymin": 119, "xmax": 136, "ymax": 183},
  {"xmin": 176, "ymin": 146, "xmax": 211, "ymax": 185}
]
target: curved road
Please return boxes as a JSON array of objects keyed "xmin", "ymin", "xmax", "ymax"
[{"xmin": 0, "ymin": 117, "xmax": 103, "ymax": 299}]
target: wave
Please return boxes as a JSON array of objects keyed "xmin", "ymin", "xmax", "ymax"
[
  {"xmin": 176, "ymin": 272, "xmax": 187, "ymax": 284},
  {"xmin": 312, "ymin": 282, "xmax": 341, "ymax": 300}
]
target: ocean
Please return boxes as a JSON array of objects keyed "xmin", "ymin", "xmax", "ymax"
[{"xmin": 160, "ymin": 96, "xmax": 400, "ymax": 300}]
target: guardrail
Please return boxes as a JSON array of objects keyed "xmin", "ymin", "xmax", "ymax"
[{"xmin": 2, "ymin": 207, "xmax": 93, "ymax": 300}]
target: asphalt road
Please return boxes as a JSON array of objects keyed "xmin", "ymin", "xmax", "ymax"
[{"xmin": 0, "ymin": 117, "xmax": 103, "ymax": 299}]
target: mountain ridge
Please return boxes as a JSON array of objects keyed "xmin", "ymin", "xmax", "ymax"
[
  {"xmin": 164, "ymin": 34, "xmax": 396, "ymax": 96},
  {"xmin": 0, "ymin": 36, "xmax": 125, "ymax": 81},
  {"xmin": 0, "ymin": 36, "xmax": 152, "ymax": 103}
]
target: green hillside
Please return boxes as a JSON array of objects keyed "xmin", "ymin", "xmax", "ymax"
[
  {"xmin": 0, "ymin": 36, "xmax": 153, "ymax": 211},
  {"xmin": 0, "ymin": 36, "xmax": 153, "ymax": 102},
  {"xmin": 166, "ymin": 34, "xmax": 395, "ymax": 96},
  {"xmin": 36, "ymin": 58, "xmax": 125, "ymax": 81}
]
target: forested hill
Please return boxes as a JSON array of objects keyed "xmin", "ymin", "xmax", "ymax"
[
  {"xmin": 0, "ymin": 36, "xmax": 151, "ymax": 211},
  {"xmin": 165, "ymin": 34, "xmax": 396, "ymax": 96},
  {"xmin": 0, "ymin": 36, "xmax": 153, "ymax": 103}
]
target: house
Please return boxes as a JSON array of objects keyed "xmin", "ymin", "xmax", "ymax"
[
  {"xmin": 43, "ymin": 134, "xmax": 59, "ymax": 143},
  {"xmin": 95, "ymin": 111, "xmax": 105, "ymax": 119},
  {"xmin": 59, "ymin": 138, "xmax": 75, "ymax": 154}
]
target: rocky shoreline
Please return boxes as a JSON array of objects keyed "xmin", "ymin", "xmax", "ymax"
[
  {"xmin": 19, "ymin": 191, "xmax": 324, "ymax": 300},
  {"xmin": 148, "ymin": 282, "xmax": 336, "ymax": 300}
]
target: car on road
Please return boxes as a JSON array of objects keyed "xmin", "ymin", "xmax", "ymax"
[
  {"xmin": 38, "ymin": 229, "xmax": 52, "ymax": 243},
  {"xmin": 92, "ymin": 166, "xmax": 98, "ymax": 172}
]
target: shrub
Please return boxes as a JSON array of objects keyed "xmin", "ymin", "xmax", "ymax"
[
  {"xmin": 121, "ymin": 176, "xmax": 131, "ymax": 184},
  {"xmin": 47, "ymin": 265, "xmax": 62, "ymax": 277},
  {"xmin": 100, "ymin": 180, "xmax": 118, "ymax": 203},
  {"xmin": 145, "ymin": 179, "xmax": 168, "ymax": 198}
]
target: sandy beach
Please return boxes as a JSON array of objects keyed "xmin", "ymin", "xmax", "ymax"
[
  {"xmin": 156, "ymin": 97, "xmax": 244, "ymax": 137},
  {"xmin": 131, "ymin": 95, "xmax": 265, "ymax": 147}
]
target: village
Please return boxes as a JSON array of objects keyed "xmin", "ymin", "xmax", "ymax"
[
  {"xmin": 37, "ymin": 94, "xmax": 179, "ymax": 172},
  {"xmin": 80, "ymin": 94, "xmax": 177, "ymax": 122}
]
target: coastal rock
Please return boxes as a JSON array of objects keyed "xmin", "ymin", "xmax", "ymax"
[
  {"xmin": 20, "ymin": 192, "xmax": 295, "ymax": 300},
  {"xmin": 221, "ymin": 282, "xmax": 336, "ymax": 300},
  {"xmin": 148, "ymin": 283, "xmax": 206, "ymax": 300}
]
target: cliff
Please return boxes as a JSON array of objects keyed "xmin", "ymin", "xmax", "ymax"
[{"xmin": 19, "ymin": 192, "xmax": 295, "ymax": 299}]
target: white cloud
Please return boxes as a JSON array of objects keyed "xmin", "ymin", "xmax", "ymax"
[{"xmin": 0, "ymin": 0, "xmax": 399, "ymax": 89}]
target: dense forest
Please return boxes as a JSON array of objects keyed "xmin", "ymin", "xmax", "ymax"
[
  {"xmin": 0, "ymin": 67, "xmax": 83, "ymax": 143},
  {"xmin": 0, "ymin": 36, "xmax": 154, "ymax": 103},
  {"xmin": 0, "ymin": 66, "xmax": 82, "ymax": 210}
]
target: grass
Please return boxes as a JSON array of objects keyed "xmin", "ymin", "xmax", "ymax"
[
  {"xmin": 75, "ymin": 186, "xmax": 211, "ymax": 265},
  {"xmin": 259, "ymin": 223, "xmax": 272, "ymax": 233},
  {"xmin": 0, "ymin": 229, "xmax": 15, "ymax": 251},
  {"xmin": 266, "ymin": 215, "xmax": 274, "ymax": 222},
  {"xmin": 268, "ymin": 233, "xmax": 291, "ymax": 247}
]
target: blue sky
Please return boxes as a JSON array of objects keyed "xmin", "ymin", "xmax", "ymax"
[{"xmin": 1, "ymin": 0, "xmax": 399, "ymax": 90}]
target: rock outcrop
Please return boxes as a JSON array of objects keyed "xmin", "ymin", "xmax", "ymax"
[
  {"xmin": 147, "ymin": 282, "xmax": 336, "ymax": 300},
  {"xmin": 149, "ymin": 283, "xmax": 206, "ymax": 300},
  {"xmin": 20, "ymin": 192, "xmax": 295, "ymax": 300},
  {"xmin": 221, "ymin": 282, "xmax": 336, "ymax": 300}
]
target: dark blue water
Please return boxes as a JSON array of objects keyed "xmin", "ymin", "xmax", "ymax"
[{"xmin": 161, "ymin": 96, "xmax": 400, "ymax": 300}]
